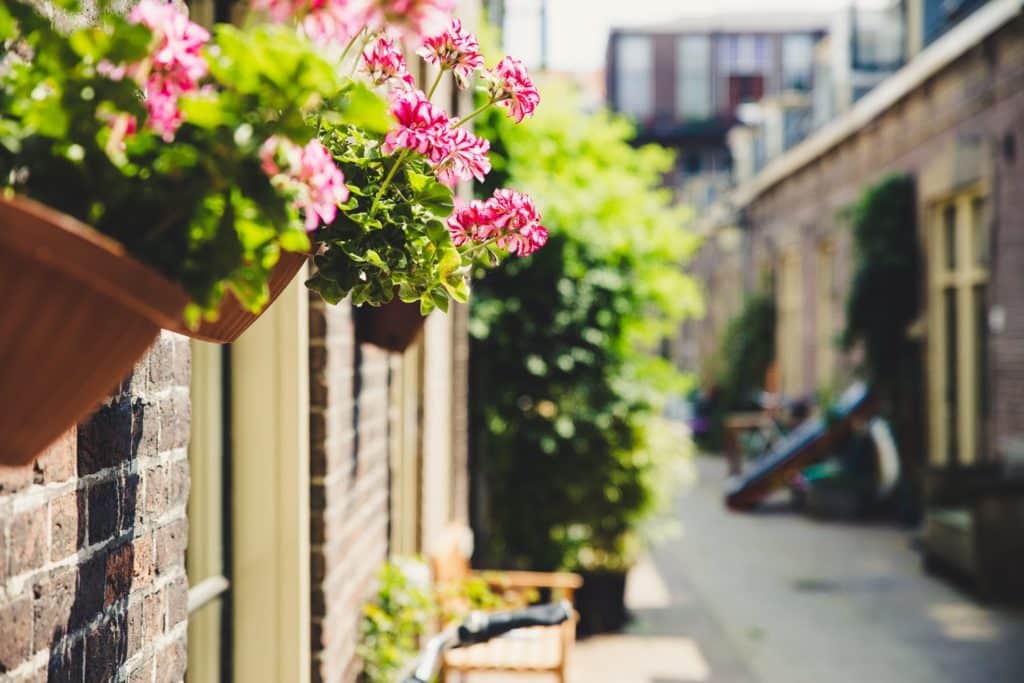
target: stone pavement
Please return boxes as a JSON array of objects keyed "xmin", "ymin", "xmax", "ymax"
[{"xmin": 464, "ymin": 456, "xmax": 1024, "ymax": 683}]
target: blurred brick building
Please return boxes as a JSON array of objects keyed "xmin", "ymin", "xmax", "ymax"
[{"xmin": 685, "ymin": 0, "xmax": 1024, "ymax": 595}]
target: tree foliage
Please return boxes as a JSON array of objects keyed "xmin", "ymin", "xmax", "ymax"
[
  {"xmin": 470, "ymin": 83, "xmax": 702, "ymax": 571},
  {"xmin": 842, "ymin": 174, "xmax": 920, "ymax": 384}
]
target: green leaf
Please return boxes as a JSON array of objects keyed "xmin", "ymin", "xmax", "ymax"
[
  {"xmin": 418, "ymin": 181, "xmax": 455, "ymax": 218},
  {"xmin": 341, "ymin": 82, "xmax": 392, "ymax": 134}
]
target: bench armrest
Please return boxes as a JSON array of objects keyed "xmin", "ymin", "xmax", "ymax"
[{"xmin": 476, "ymin": 570, "xmax": 583, "ymax": 592}]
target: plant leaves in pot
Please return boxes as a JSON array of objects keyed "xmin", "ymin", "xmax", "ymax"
[{"xmin": 0, "ymin": 196, "xmax": 189, "ymax": 465}]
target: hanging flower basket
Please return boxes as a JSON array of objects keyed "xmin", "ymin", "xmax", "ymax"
[
  {"xmin": 355, "ymin": 298, "xmax": 427, "ymax": 352},
  {"xmin": 168, "ymin": 250, "xmax": 308, "ymax": 344},
  {"xmin": 0, "ymin": 196, "xmax": 189, "ymax": 465}
]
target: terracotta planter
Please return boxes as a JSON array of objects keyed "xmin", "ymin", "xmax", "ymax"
[
  {"xmin": 168, "ymin": 250, "xmax": 308, "ymax": 344},
  {"xmin": 354, "ymin": 297, "xmax": 427, "ymax": 352},
  {"xmin": 0, "ymin": 196, "xmax": 189, "ymax": 465}
]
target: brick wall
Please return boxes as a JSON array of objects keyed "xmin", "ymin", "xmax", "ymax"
[
  {"xmin": 308, "ymin": 297, "xmax": 392, "ymax": 683},
  {"xmin": 0, "ymin": 331, "xmax": 190, "ymax": 682}
]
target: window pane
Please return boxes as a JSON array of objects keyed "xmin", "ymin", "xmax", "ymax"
[
  {"xmin": 782, "ymin": 35, "xmax": 814, "ymax": 91},
  {"xmin": 677, "ymin": 36, "xmax": 711, "ymax": 119},
  {"xmin": 943, "ymin": 204, "xmax": 957, "ymax": 271},
  {"xmin": 616, "ymin": 36, "xmax": 653, "ymax": 119},
  {"xmin": 974, "ymin": 284, "xmax": 988, "ymax": 459},
  {"xmin": 972, "ymin": 197, "xmax": 989, "ymax": 267},
  {"xmin": 944, "ymin": 287, "xmax": 959, "ymax": 464}
]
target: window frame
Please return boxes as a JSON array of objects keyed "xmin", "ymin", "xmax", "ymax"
[{"xmin": 927, "ymin": 183, "xmax": 989, "ymax": 467}]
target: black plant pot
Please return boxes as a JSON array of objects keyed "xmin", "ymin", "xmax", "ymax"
[{"xmin": 575, "ymin": 569, "xmax": 628, "ymax": 637}]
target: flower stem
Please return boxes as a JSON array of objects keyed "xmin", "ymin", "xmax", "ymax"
[
  {"xmin": 454, "ymin": 98, "xmax": 498, "ymax": 128},
  {"xmin": 426, "ymin": 69, "xmax": 446, "ymax": 100},
  {"xmin": 370, "ymin": 148, "xmax": 411, "ymax": 217},
  {"xmin": 339, "ymin": 27, "xmax": 366, "ymax": 66}
]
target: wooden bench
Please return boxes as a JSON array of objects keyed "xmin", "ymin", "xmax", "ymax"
[{"xmin": 431, "ymin": 525, "xmax": 582, "ymax": 682}]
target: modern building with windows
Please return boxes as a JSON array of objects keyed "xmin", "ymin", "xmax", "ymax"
[{"xmin": 605, "ymin": 14, "xmax": 828, "ymax": 208}]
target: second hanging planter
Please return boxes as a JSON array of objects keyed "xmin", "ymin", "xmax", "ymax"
[{"xmin": 354, "ymin": 297, "xmax": 428, "ymax": 352}]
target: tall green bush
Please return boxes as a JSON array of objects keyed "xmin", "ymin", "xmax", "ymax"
[{"xmin": 469, "ymin": 83, "xmax": 701, "ymax": 571}]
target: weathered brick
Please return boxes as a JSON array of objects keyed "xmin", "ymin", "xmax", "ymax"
[
  {"xmin": 144, "ymin": 464, "xmax": 168, "ymax": 521},
  {"xmin": 0, "ymin": 597, "xmax": 32, "ymax": 672},
  {"xmin": 142, "ymin": 589, "xmax": 165, "ymax": 643},
  {"xmin": 0, "ymin": 463, "xmax": 34, "ymax": 494},
  {"xmin": 127, "ymin": 655, "xmax": 154, "ymax": 683},
  {"xmin": 36, "ymin": 429, "xmax": 77, "ymax": 484},
  {"xmin": 46, "ymin": 635, "xmax": 85, "ymax": 683},
  {"xmin": 154, "ymin": 636, "xmax": 186, "ymax": 683},
  {"xmin": 131, "ymin": 533, "xmax": 154, "ymax": 590},
  {"xmin": 50, "ymin": 491, "xmax": 85, "ymax": 561},
  {"xmin": 87, "ymin": 480, "xmax": 119, "ymax": 546},
  {"xmin": 10, "ymin": 505, "xmax": 47, "ymax": 576},
  {"xmin": 125, "ymin": 598, "xmax": 145, "ymax": 658},
  {"xmin": 104, "ymin": 543, "xmax": 134, "ymax": 607},
  {"xmin": 77, "ymin": 399, "xmax": 134, "ymax": 475},
  {"xmin": 166, "ymin": 575, "xmax": 188, "ymax": 630},
  {"xmin": 32, "ymin": 566, "xmax": 76, "ymax": 651},
  {"xmin": 118, "ymin": 473, "xmax": 141, "ymax": 535},
  {"xmin": 84, "ymin": 613, "xmax": 127, "ymax": 683},
  {"xmin": 154, "ymin": 519, "xmax": 187, "ymax": 576}
]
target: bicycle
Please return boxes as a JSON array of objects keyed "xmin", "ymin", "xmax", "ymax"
[{"xmin": 402, "ymin": 601, "xmax": 573, "ymax": 683}]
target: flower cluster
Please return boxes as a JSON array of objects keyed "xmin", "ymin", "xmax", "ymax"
[
  {"xmin": 382, "ymin": 89, "xmax": 491, "ymax": 188},
  {"xmin": 360, "ymin": 35, "xmax": 414, "ymax": 87},
  {"xmin": 417, "ymin": 19, "xmax": 483, "ymax": 89},
  {"xmin": 260, "ymin": 137, "xmax": 350, "ymax": 231},
  {"xmin": 447, "ymin": 190, "xmax": 548, "ymax": 257},
  {"xmin": 101, "ymin": 0, "xmax": 210, "ymax": 141},
  {"xmin": 483, "ymin": 57, "xmax": 540, "ymax": 123}
]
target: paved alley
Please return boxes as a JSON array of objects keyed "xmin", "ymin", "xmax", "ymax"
[
  {"xmin": 597, "ymin": 456, "xmax": 1024, "ymax": 683},
  {"xmin": 471, "ymin": 456, "xmax": 1024, "ymax": 683}
]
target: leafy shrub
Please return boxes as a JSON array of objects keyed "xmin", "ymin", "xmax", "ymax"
[{"xmin": 469, "ymin": 84, "xmax": 701, "ymax": 571}]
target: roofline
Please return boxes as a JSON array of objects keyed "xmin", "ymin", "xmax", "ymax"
[{"xmin": 728, "ymin": 0, "xmax": 1024, "ymax": 209}]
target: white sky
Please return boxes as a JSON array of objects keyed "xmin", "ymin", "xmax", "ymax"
[{"xmin": 504, "ymin": 0, "xmax": 884, "ymax": 72}]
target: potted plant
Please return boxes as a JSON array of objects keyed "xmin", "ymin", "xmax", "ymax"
[{"xmin": 0, "ymin": 0, "xmax": 547, "ymax": 462}]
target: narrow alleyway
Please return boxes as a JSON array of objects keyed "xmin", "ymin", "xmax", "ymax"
[
  {"xmin": 576, "ymin": 456, "xmax": 1024, "ymax": 683},
  {"xmin": 473, "ymin": 456, "xmax": 1024, "ymax": 683}
]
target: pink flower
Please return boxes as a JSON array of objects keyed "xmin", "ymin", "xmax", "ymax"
[
  {"xmin": 446, "ymin": 199, "xmax": 497, "ymax": 246},
  {"xmin": 360, "ymin": 0, "xmax": 456, "ymax": 41},
  {"xmin": 261, "ymin": 137, "xmax": 349, "ymax": 231},
  {"xmin": 252, "ymin": 0, "xmax": 361, "ymax": 44},
  {"xmin": 446, "ymin": 189, "xmax": 548, "ymax": 256},
  {"xmin": 484, "ymin": 57, "xmax": 540, "ymax": 123},
  {"xmin": 361, "ymin": 35, "xmax": 415, "ymax": 87},
  {"xmin": 382, "ymin": 89, "xmax": 450, "ymax": 159},
  {"xmin": 431, "ymin": 126, "xmax": 491, "ymax": 188},
  {"xmin": 417, "ymin": 19, "xmax": 483, "ymax": 88},
  {"xmin": 105, "ymin": 0, "xmax": 210, "ymax": 141}
]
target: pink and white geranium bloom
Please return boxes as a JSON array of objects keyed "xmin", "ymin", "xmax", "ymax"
[
  {"xmin": 417, "ymin": 19, "xmax": 483, "ymax": 88},
  {"xmin": 261, "ymin": 137, "xmax": 350, "ymax": 231},
  {"xmin": 119, "ymin": 0, "xmax": 210, "ymax": 141},
  {"xmin": 447, "ymin": 189, "xmax": 548, "ymax": 256},
  {"xmin": 361, "ymin": 35, "xmax": 415, "ymax": 87},
  {"xmin": 252, "ymin": 0, "xmax": 361, "ymax": 44},
  {"xmin": 360, "ymin": 0, "xmax": 456, "ymax": 41},
  {"xmin": 484, "ymin": 57, "xmax": 540, "ymax": 123},
  {"xmin": 431, "ymin": 126, "xmax": 491, "ymax": 188},
  {"xmin": 382, "ymin": 89, "xmax": 450, "ymax": 159}
]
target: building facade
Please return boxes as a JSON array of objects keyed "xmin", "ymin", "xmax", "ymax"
[
  {"xmin": 688, "ymin": 0, "xmax": 1024, "ymax": 589},
  {"xmin": 606, "ymin": 14, "xmax": 827, "ymax": 208}
]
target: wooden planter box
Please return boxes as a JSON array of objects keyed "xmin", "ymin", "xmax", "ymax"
[
  {"xmin": 0, "ymin": 196, "xmax": 189, "ymax": 465},
  {"xmin": 168, "ymin": 250, "xmax": 307, "ymax": 343},
  {"xmin": 354, "ymin": 297, "xmax": 426, "ymax": 352}
]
